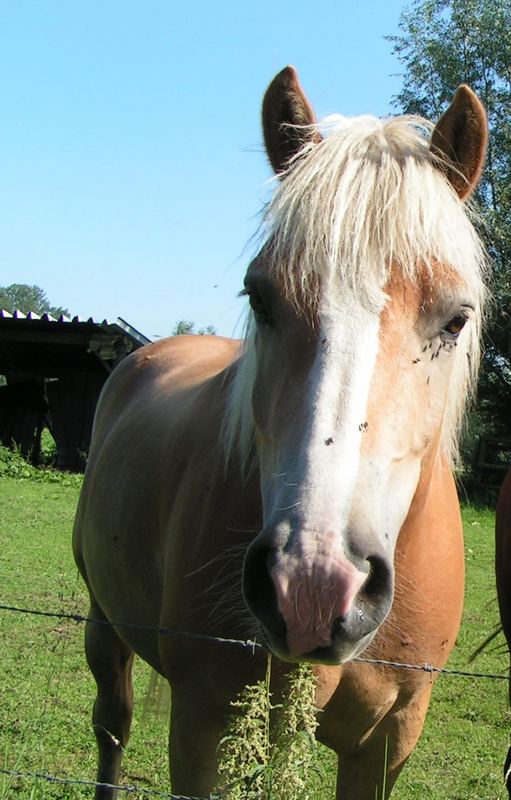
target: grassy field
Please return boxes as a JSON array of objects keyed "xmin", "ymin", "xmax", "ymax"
[{"xmin": 0, "ymin": 474, "xmax": 509, "ymax": 798}]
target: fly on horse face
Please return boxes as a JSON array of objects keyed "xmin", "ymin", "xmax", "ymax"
[{"xmin": 73, "ymin": 67, "xmax": 488, "ymax": 799}]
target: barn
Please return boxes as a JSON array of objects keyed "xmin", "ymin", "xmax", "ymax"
[{"xmin": 0, "ymin": 310, "xmax": 150, "ymax": 471}]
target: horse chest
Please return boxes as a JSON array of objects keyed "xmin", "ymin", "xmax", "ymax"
[{"xmin": 314, "ymin": 663, "xmax": 402, "ymax": 751}]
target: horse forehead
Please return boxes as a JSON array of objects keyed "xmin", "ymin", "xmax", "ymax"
[
  {"xmin": 378, "ymin": 275, "xmax": 424, "ymax": 332},
  {"xmin": 310, "ymin": 270, "xmax": 443, "ymax": 391},
  {"xmin": 313, "ymin": 275, "xmax": 397, "ymax": 338},
  {"xmin": 383, "ymin": 262, "xmax": 469, "ymax": 312}
]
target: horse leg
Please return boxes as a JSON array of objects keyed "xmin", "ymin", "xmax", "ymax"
[
  {"xmin": 335, "ymin": 686, "xmax": 432, "ymax": 800},
  {"xmin": 168, "ymin": 684, "xmax": 227, "ymax": 797},
  {"xmin": 85, "ymin": 601, "xmax": 134, "ymax": 800}
]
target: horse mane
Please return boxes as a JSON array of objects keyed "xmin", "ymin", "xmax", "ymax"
[{"xmin": 224, "ymin": 113, "xmax": 488, "ymax": 470}]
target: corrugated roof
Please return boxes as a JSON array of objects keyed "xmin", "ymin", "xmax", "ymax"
[{"xmin": 0, "ymin": 309, "xmax": 150, "ymax": 347}]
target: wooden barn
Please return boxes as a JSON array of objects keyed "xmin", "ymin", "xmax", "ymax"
[{"xmin": 0, "ymin": 310, "xmax": 150, "ymax": 471}]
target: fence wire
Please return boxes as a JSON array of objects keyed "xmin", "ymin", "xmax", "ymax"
[
  {"xmin": 0, "ymin": 602, "xmax": 261, "ymax": 651},
  {"xmin": 0, "ymin": 767, "xmax": 205, "ymax": 799},
  {"xmin": 1, "ymin": 596, "xmax": 509, "ymax": 799},
  {"xmin": 1, "ymin": 601, "xmax": 509, "ymax": 680}
]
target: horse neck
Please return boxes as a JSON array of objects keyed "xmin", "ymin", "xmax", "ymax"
[{"xmin": 401, "ymin": 444, "xmax": 459, "ymax": 544}]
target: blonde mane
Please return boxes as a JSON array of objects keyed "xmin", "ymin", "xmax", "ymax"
[{"xmin": 225, "ymin": 113, "xmax": 488, "ymax": 469}]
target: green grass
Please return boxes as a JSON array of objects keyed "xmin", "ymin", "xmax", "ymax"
[
  {"xmin": 0, "ymin": 476, "xmax": 509, "ymax": 798},
  {"xmin": 0, "ymin": 476, "xmax": 168, "ymax": 798}
]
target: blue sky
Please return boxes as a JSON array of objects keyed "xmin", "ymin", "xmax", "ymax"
[{"xmin": 0, "ymin": 1, "xmax": 411, "ymax": 339}]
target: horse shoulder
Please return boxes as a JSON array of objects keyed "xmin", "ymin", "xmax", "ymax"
[
  {"xmin": 84, "ymin": 334, "xmax": 239, "ymax": 453},
  {"xmin": 73, "ymin": 335, "xmax": 243, "ymax": 642}
]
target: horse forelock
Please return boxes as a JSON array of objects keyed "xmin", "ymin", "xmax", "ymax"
[
  {"xmin": 266, "ymin": 114, "xmax": 486, "ymax": 303},
  {"xmin": 224, "ymin": 112, "xmax": 488, "ymax": 471}
]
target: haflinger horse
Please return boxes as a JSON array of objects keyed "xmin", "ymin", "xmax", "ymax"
[
  {"xmin": 73, "ymin": 67, "xmax": 488, "ymax": 799},
  {"xmin": 496, "ymin": 471, "xmax": 511, "ymax": 794}
]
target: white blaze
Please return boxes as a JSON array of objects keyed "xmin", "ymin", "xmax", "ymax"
[
  {"xmin": 259, "ymin": 293, "xmax": 385, "ymax": 657},
  {"xmin": 275, "ymin": 295, "xmax": 382, "ymax": 535}
]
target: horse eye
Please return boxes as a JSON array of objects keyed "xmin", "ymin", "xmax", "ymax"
[
  {"xmin": 248, "ymin": 291, "xmax": 269, "ymax": 326},
  {"xmin": 442, "ymin": 314, "xmax": 468, "ymax": 338}
]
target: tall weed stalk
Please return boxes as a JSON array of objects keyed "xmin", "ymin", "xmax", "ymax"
[{"xmin": 216, "ymin": 656, "xmax": 320, "ymax": 800}]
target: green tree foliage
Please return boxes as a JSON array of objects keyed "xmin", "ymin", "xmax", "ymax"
[
  {"xmin": 388, "ymin": 0, "xmax": 511, "ymax": 437},
  {"xmin": 172, "ymin": 319, "xmax": 195, "ymax": 335},
  {"xmin": 172, "ymin": 319, "xmax": 217, "ymax": 336},
  {"xmin": 198, "ymin": 324, "xmax": 217, "ymax": 336},
  {"xmin": 0, "ymin": 283, "xmax": 69, "ymax": 318}
]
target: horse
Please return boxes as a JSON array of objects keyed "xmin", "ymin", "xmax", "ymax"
[
  {"xmin": 495, "ymin": 470, "xmax": 511, "ymax": 794},
  {"xmin": 73, "ymin": 66, "xmax": 488, "ymax": 799}
]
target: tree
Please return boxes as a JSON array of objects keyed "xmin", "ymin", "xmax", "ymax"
[
  {"xmin": 172, "ymin": 319, "xmax": 195, "ymax": 336},
  {"xmin": 172, "ymin": 320, "xmax": 217, "ymax": 336},
  {"xmin": 198, "ymin": 324, "xmax": 217, "ymax": 336},
  {"xmin": 387, "ymin": 0, "xmax": 511, "ymax": 438},
  {"xmin": 0, "ymin": 284, "xmax": 69, "ymax": 318}
]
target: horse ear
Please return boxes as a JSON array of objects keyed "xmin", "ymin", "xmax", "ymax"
[
  {"xmin": 262, "ymin": 66, "xmax": 321, "ymax": 175},
  {"xmin": 430, "ymin": 85, "xmax": 488, "ymax": 201}
]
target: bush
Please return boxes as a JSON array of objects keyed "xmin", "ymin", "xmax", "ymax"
[{"xmin": 0, "ymin": 445, "xmax": 82, "ymax": 487}]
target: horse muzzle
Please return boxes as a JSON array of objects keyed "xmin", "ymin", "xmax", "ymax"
[{"xmin": 242, "ymin": 531, "xmax": 394, "ymax": 664}]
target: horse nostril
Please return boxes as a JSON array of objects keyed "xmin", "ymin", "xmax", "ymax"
[
  {"xmin": 363, "ymin": 554, "xmax": 392, "ymax": 600},
  {"xmin": 331, "ymin": 615, "xmax": 348, "ymax": 635},
  {"xmin": 242, "ymin": 541, "xmax": 286, "ymax": 644},
  {"xmin": 329, "ymin": 553, "xmax": 393, "ymax": 650},
  {"xmin": 243, "ymin": 541, "xmax": 273, "ymax": 613}
]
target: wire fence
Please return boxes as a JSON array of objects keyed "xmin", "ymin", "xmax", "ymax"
[
  {"xmin": 1, "ymin": 601, "xmax": 509, "ymax": 680},
  {"xmin": 0, "ymin": 767, "xmax": 204, "ymax": 799},
  {"xmin": 1, "ymin": 598, "xmax": 509, "ymax": 798}
]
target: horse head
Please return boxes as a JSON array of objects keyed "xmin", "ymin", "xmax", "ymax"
[{"xmin": 228, "ymin": 67, "xmax": 487, "ymax": 666}]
